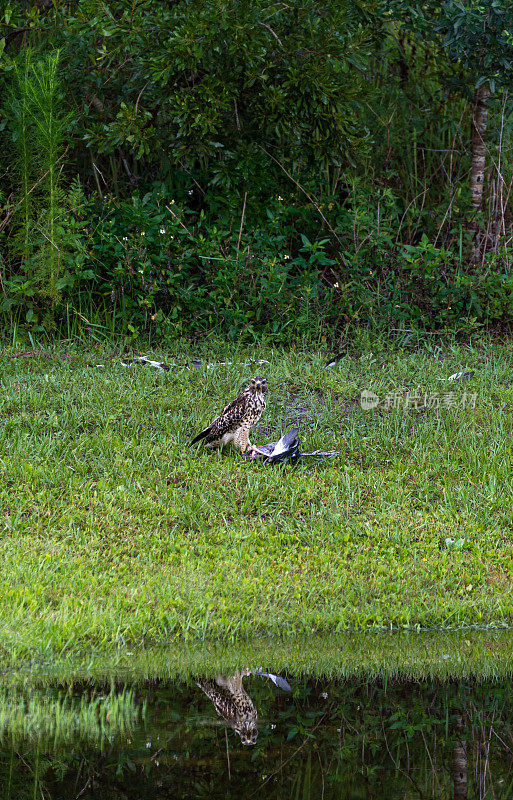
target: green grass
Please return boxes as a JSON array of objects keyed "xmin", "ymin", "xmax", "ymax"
[{"xmin": 1, "ymin": 336, "xmax": 513, "ymax": 665}]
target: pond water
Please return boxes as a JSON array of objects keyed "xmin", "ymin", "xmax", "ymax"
[{"xmin": 2, "ymin": 668, "xmax": 512, "ymax": 798}]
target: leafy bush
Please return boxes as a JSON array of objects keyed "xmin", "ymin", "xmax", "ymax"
[
  {"xmin": 4, "ymin": 178, "xmax": 513, "ymax": 341},
  {"xmin": 54, "ymin": 187, "xmax": 337, "ymax": 342},
  {"xmin": 2, "ymin": 0, "xmax": 513, "ymax": 341}
]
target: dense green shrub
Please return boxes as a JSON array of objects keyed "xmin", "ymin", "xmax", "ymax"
[
  {"xmin": 59, "ymin": 187, "xmax": 337, "ymax": 341},
  {"xmin": 6, "ymin": 185, "xmax": 504, "ymax": 340},
  {"xmin": 1, "ymin": 1, "xmax": 513, "ymax": 340}
]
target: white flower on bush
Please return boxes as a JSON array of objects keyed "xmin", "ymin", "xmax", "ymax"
[
  {"xmin": 284, "ymin": 254, "xmax": 290, "ymax": 260},
  {"xmin": 160, "ymin": 228, "xmax": 166, "ymax": 234}
]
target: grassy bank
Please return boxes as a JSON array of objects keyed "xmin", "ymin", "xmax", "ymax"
[
  {"xmin": 1, "ymin": 338, "xmax": 513, "ymax": 663},
  {"xmin": 6, "ymin": 630, "xmax": 513, "ymax": 686}
]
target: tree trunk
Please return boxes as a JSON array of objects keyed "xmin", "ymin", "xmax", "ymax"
[
  {"xmin": 469, "ymin": 82, "xmax": 490, "ymax": 223},
  {"xmin": 452, "ymin": 742, "xmax": 468, "ymax": 800},
  {"xmin": 452, "ymin": 712, "xmax": 468, "ymax": 800}
]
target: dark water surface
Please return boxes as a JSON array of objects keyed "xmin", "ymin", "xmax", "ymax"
[{"xmin": 2, "ymin": 670, "xmax": 513, "ymax": 798}]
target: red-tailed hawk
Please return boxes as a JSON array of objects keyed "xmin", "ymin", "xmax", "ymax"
[{"xmin": 190, "ymin": 376, "xmax": 268, "ymax": 455}]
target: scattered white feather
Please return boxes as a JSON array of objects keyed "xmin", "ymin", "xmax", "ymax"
[{"xmin": 445, "ymin": 370, "xmax": 476, "ymax": 382}]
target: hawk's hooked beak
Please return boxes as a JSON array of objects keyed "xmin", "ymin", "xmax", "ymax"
[{"xmin": 251, "ymin": 377, "xmax": 267, "ymax": 393}]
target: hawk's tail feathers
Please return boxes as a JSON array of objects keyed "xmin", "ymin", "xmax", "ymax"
[{"xmin": 190, "ymin": 425, "xmax": 211, "ymax": 445}]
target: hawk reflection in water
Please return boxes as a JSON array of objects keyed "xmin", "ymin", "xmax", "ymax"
[{"xmin": 197, "ymin": 670, "xmax": 258, "ymax": 746}]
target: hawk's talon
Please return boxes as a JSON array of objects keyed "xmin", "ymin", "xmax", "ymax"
[{"xmin": 246, "ymin": 443, "xmax": 266, "ymax": 459}]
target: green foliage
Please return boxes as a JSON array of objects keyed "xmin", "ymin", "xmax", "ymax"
[
  {"xmin": 11, "ymin": 183, "xmax": 513, "ymax": 340},
  {"xmin": 386, "ymin": 0, "xmax": 513, "ymax": 91},
  {"xmin": 23, "ymin": 49, "xmax": 68, "ymax": 304},
  {"xmin": 436, "ymin": 0, "xmax": 513, "ymax": 92},
  {"xmin": 72, "ymin": 0, "xmax": 373, "ymax": 177},
  {"xmin": 4, "ymin": 48, "xmax": 69, "ymax": 319},
  {"xmin": 1, "ymin": 0, "xmax": 513, "ymax": 337},
  {"xmin": 341, "ymin": 233, "xmax": 513, "ymax": 331},
  {"xmin": 56, "ymin": 187, "xmax": 338, "ymax": 341},
  {"xmin": 9, "ymin": 49, "xmax": 33, "ymax": 262}
]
